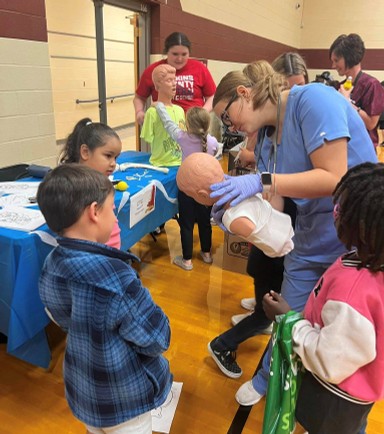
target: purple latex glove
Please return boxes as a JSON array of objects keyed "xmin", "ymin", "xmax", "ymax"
[
  {"xmin": 211, "ymin": 204, "xmax": 228, "ymax": 232},
  {"xmin": 210, "ymin": 173, "xmax": 263, "ymax": 207}
]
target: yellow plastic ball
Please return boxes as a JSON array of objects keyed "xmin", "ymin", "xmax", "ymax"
[{"xmin": 115, "ymin": 181, "xmax": 128, "ymax": 191}]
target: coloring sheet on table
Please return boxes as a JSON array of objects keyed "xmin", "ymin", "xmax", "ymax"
[
  {"xmin": 0, "ymin": 206, "xmax": 45, "ymax": 231},
  {"xmin": 0, "ymin": 194, "xmax": 35, "ymax": 207},
  {"xmin": 0, "ymin": 182, "xmax": 40, "ymax": 199},
  {"xmin": 152, "ymin": 382, "xmax": 183, "ymax": 433}
]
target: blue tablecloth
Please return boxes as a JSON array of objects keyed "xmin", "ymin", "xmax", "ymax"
[
  {"xmin": 114, "ymin": 151, "xmax": 179, "ymax": 251},
  {"xmin": 0, "ymin": 151, "xmax": 178, "ymax": 368}
]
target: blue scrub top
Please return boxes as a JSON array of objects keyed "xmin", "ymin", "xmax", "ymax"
[{"xmin": 256, "ymin": 83, "xmax": 377, "ymax": 263}]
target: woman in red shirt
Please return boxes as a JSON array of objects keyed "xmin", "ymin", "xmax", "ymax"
[{"xmin": 133, "ymin": 32, "xmax": 216, "ymax": 125}]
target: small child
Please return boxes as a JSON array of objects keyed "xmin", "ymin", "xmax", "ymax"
[
  {"xmin": 155, "ymin": 102, "xmax": 220, "ymax": 270},
  {"xmin": 263, "ymin": 162, "xmax": 384, "ymax": 434},
  {"xmin": 140, "ymin": 64, "xmax": 184, "ymax": 167},
  {"xmin": 37, "ymin": 164, "xmax": 172, "ymax": 434},
  {"xmin": 59, "ymin": 118, "xmax": 122, "ymax": 249}
]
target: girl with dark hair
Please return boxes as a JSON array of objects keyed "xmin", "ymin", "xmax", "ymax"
[
  {"xmin": 59, "ymin": 117, "xmax": 122, "ymax": 248},
  {"xmin": 133, "ymin": 32, "xmax": 216, "ymax": 125},
  {"xmin": 263, "ymin": 162, "xmax": 384, "ymax": 434}
]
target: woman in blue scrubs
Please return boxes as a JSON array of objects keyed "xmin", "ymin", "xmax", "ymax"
[{"xmin": 210, "ymin": 62, "xmax": 377, "ymax": 432}]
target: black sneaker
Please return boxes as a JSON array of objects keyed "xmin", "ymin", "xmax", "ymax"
[{"xmin": 208, "ymin": 338, "xmax": 242, "ymax": 378}]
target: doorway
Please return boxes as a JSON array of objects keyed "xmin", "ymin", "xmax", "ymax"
[{"xmin": 45, "ymin": 0, "xmax": 150, "ymax": 152}]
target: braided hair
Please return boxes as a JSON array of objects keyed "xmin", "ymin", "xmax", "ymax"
[
  {"xmin": 185, "ymin": 107, "xmax": 210, "ymax": 152},
  {"xmin": 333, "ymin": 162, "xmax": 384, "ymax": 271}
]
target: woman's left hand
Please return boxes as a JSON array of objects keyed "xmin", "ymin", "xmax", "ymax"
[{"xmin": 210, "ymin": 173, "xmax": 262, "ymax": 207}]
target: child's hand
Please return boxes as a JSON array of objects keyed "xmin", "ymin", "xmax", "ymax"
[{"xmin": 262, "ymin": 290, "xmax": 291, "ymax": 320}]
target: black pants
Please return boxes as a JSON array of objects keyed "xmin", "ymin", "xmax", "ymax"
[
  {"xmin": 178, "ymin": 190, "xmax": 212, "ymax": 260},
  {"xmin": 214, "ymin": 198, "xmax": 297, "ymax": 351},
  {"xmin": 214, "ymin": 246, "xmax": 283, "ymax": 350},
  {"xmin": 296, "ymin": 372, "xmax": 373, "ymax": 434}
]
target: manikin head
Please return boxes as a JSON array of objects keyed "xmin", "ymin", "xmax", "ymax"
[
  {"xmin": 152, "ymin": 64, "xmax": 177, "ymax": 99},
  {"xmin": 176, "ymin": 153, "xmax": 224, "ymax": 206}
]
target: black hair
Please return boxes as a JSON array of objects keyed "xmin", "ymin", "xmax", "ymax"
[
  {"xmin": 59, "ymin": 118, "xmax": 120, "ymax": 164},
  {"xmin": 312, "ymin": 71, "xmax": 339, "ymax": 89},
  {"xmin": 37, "ymin": 164, "xmax": 114, "ymax": 235},
  {"xmin": 333, "ymin": 162, "xmax": 384, "ymax": 271},
  {"xmin": 163, "ymin": 32, "xmax": 191, "ymax": 54},
  {"xmin": 329, "ymin": 33, "xmax": 365, "ymax": 69}
]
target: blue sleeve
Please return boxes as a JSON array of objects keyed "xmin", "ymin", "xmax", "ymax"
[{"xmin": 117, "ymin": 274, "xmax": 171, "ymax": 357}]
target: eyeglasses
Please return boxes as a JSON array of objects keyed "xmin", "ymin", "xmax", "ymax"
[{"xmin": 221, "ymin": 94, "xmax": 238, "ymax": 128}]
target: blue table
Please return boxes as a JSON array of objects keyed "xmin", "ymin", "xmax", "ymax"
[
  {"xmin": 0, "ymin": 151, "xmax": 178, "ymax": 368},
  {"xmin": 114, "ymin": 151, "xmax": 179, "ymax": 251}
]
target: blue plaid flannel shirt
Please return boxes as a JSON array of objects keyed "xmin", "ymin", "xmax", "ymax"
[{"xmin": 39, "ymin": 237, "xmax": 172, "ymax": 427}]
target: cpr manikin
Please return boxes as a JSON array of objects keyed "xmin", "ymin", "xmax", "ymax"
[{"xmin": 176, "ymin": 153, "xmax": 294, "ymax": 257}]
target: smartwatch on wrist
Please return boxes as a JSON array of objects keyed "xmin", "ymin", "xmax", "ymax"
[{"xmin": 261, "ymin": 172, "xmax": 272, "ymax": 193}]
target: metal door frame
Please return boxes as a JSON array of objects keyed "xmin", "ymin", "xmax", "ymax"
[{"xmin": 92, "ymin": 0, "xmax": 150, "ymax": 125}]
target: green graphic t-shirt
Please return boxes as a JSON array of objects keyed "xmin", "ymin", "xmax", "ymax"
[{"xmin": 140, "ymin": 105, "xmax": 185, "ymax": 167}]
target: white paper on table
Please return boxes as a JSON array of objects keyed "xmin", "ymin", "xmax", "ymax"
[
  {"xmin": 129, "ymin": 183, "xmax": 156, "ymax": 228},
  {"xmin": 0, "ymin": 206, "xmax": 45, "ymax": 231},
  {"xmin": 0, "ymin": 182, "xmax": 40, "ymax": 198},
  {"xmin": 151, "ymin": 382, "xmax": 183, "ymax": 434},
  {"xmin": 0, "ymin": 194, "xmax": 36, "ymax": 207}
]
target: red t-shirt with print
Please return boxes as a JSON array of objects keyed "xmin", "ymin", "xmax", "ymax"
[{"xmin": 135, "ymin": 58, "xmax": 216, "ymax": 112}]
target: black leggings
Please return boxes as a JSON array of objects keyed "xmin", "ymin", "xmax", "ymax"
[{"xmin": 177, "ymin": 190, "xmax": 212, "ymax": 260}]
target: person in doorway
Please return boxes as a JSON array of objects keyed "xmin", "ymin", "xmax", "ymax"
[
  {"xmin": 133, "ymin": 32, "xmax": 216, "ymax": 125},
  {"xmin": 330, "ymin": 33, "xmax": 384, "ymax": 147},
  {"xmin": 38, "ymin": 164, "xmax": 172, "ymax": 434}
]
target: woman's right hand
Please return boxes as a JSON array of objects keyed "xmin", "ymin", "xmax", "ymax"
[
  {"xmin": 136, "ymin": 110, "xmax": 145, "ymax": 125},
  {"xmin": 210, "ymin": 173, "xmax": 263, "ymax": 207}
]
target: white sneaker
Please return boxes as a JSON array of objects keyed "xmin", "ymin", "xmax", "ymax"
[
  {"xmin": 235, "ymin": 380, "xmax": 264, "ymax": 406},
  {"xmin": 261, "ymin": 323, "xmax": 274, "ymax": 335},
  {"xmin": 240, "ymin": 297, "xmax": 256, "ymax": 311},
  {"xmin": 231, "ymin": 312, "xmax": 253, "ymax": 326}
]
